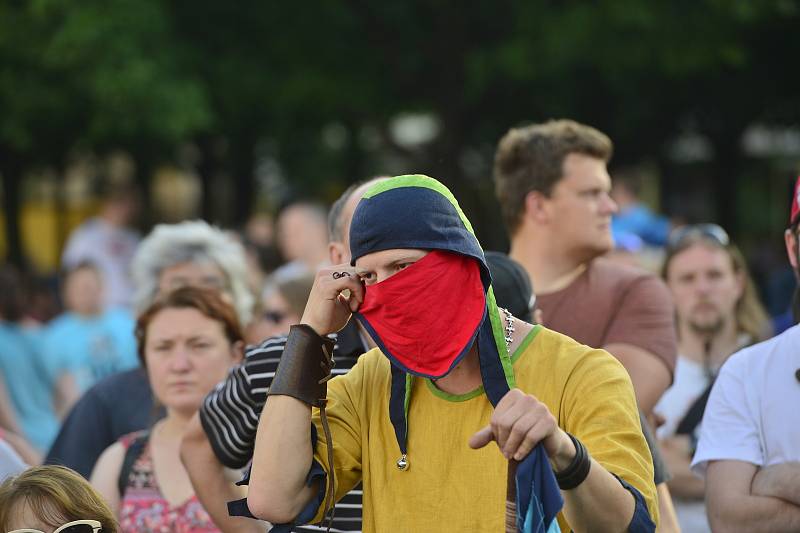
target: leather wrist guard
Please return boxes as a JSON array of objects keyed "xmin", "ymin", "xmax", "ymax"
[
  {"xmin": 267, "ymin": 324, "xmax": 335, "ymax": 407},
  {"xmin": 554, "ymin": 433, "xmax": 591, "ymax": 490}
]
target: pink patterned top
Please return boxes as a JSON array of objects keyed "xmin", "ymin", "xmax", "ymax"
[{"xmin": 118, "ymin": 431, "xmax": 221, "ymax": 533}]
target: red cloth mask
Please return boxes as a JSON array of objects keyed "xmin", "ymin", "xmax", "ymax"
[{"xmin": 355, "ymin": 249, "xmax": 486, "ymax": 378}]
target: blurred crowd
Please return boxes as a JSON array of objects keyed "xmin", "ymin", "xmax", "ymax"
[{"xmin": 0, "ymin": 119, "xmax": 798, "ymax": 533}]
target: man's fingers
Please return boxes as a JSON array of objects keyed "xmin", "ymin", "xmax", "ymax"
[
  {"xmin": 501, "ymin": 411, "xmax": 539, "ymax": 459},
  {"xmin": 512, "ymin": 419, "xmax": 551, "ymax": 461},
  {"xmin": 491, "ymin": 396, "xmax": 527, "ymax": 451},
  {"xmin": 468, "ymin": 425, "xmax": 495, "ymax": 449}
]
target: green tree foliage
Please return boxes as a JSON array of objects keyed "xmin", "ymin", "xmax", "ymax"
[{"xmin": 1, "ymin": 0, "xmax": 799, "ymax": 257}]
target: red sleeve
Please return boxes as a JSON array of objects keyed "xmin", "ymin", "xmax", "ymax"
[{"xmin": 605, "ymin": 274, "xmax": 677, "ymax": 374}]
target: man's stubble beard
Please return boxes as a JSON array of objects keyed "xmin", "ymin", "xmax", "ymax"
[{"xmin": 688, "ymin": 308, "xmax": 726, "ymax": 338}]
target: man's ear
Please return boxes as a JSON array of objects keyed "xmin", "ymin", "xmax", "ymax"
[
  {"xmin": 329, "ymin": 242, "xmax": 346, "ymax": 265},
  {"xmin": 785, "ymin": 229, "xmax": 799, "ymax": 270},
  {"xmin": 523, "ymin": 190, "xmax": 551, "ymax": 224}
]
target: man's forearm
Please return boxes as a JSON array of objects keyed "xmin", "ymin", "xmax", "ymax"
[
  {"xmin": 561, "ymin": 458, "xmax": 638, "ymax": 532},
  {"xmin": 708, "ymin": 493, "xmax": 800, "ymax": 532},
  {"xmin": 660, "ymin": 436, "xmax": 705, "ymax": 500},
  {"xmin": 247, "ymin": 395, "xmax": 318, "ymax": 524},
  {"xmin": 707, "ymin": 460, "xmax": 800, "ymax": 533},
  {"xmin": 54, "ymin": 374, "xmax": 80, "ymax": 419},
  {"xmin": 180, "ymin": 415, "xmax": 263, "ymax": 533},
  {"xmin": 752, "ymin": 463, "xmax": 800, "ymax": 506}
]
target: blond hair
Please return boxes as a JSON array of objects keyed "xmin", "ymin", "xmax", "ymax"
[{"xmin": 0, "ymin": 465, "xmax": 118, "ymax": 533}]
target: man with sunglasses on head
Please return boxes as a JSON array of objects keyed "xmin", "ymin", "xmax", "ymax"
[
  {"xmin": 690, "ymin": 177, "xmax": 800, "ymax": 531},
  {"xmin": 656, "ymin": 223, "xmax": 772, "ymax": 531},
  {"xmin": 493, "ymin": 120, "xmax": 680, "ymax": 529}
]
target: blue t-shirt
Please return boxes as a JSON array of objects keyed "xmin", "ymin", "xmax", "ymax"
[
  {"xmin": 612, "ymin": 203, "xmax": 671, "ymax": 247},
  {"xmin": 42, "ymin": 309, "xmax": 138, "ymax": 394},
  {"xmin": 0, "ymin": 323, "xmax": 59, "ymax": 451}
]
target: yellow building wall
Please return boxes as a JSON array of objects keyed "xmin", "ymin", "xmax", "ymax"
[{"xmin": 0, "ymin": 202, "xmax": 97, "ymax": 272}]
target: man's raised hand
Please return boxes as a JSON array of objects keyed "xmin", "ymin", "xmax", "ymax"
[{"xmin": 300, "ymin": 264, "xmax": 365, "ymax": 337}]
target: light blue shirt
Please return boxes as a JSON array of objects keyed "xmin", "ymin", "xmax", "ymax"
[
  {"xmin": 0, "ymin": 324, "xmax": 59, "ymax": 452},
  {"xmin": 42, "ymin": 308, "xmax": 139, "ymax": 394},
  {"xmin": 612, "ymin": 203, "xmax": 671, "ymax": 247}
]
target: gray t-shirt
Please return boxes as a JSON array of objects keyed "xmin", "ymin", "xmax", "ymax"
[{"xmin": 0, "ymin": 439, "xmax": 27, "ymax": 481}]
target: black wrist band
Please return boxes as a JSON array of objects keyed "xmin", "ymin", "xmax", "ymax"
[
  {"xmin": 553, "ymin": 433, "xmax": 591, "ymax": 490},
  {"xmin": 266, "ymin": 324, "xmax": 335, "ymax": 407}
]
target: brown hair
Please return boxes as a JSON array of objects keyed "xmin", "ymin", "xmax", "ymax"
[
  {"xmin": 135, "ymin": 286, "xmax": 244, "ymax": 365},
  {"xmin": 0, "ymin": 465, "xmax": 118, "ymax": 533},
  {"xmin": 493, "ymin": 119, "xmax": 613, "ymax": 233},
  {"xmin": 662, "ymin": 237, "xmax": 773, "ymax": 343}
]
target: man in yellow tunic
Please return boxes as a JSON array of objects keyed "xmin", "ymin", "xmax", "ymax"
[{"xmin": 247, "ymin": 175, "xmax": 657, "ymax": 532}]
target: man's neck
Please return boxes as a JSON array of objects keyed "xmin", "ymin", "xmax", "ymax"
[
  {"xmin": 510, "ymin": 229, "xmax": 590, "ymax": 295},
  {"xmin": 431, "ymin": 315, "xmax": 534, "ymax": 396},
  {"xmin": 432, "ymin": 346, "xmax": 482, "ymax": 395},
  {"xmin": 678, "ymin": 317, "xmax": 741, "ymax": 369}
]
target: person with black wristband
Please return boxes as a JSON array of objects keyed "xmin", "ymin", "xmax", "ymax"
[{"xmin": 247, "ymin": 175, "xmax": 658, "ymax": 532}]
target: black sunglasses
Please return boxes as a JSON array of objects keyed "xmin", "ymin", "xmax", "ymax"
[{"xmin": 667, "ymin": 223, "xmax": 730, "ymax": 250}]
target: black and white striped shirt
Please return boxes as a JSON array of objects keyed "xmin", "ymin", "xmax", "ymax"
[{"xmin": 199, "ymin": 322, "xmax": 366, "ymax": 532}]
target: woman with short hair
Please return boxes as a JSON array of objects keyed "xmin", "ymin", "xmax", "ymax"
[{"xmin": 90, "ymin": 287, "xmax": 246, "ymax": 532}]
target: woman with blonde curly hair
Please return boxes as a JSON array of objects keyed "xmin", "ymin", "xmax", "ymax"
[{"xmin": 0, "ymin": 464, "xmax": 118, "ymax": 533}]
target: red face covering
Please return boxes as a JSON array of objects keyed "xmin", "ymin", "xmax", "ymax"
[{"xmin": 354, "ymin": 249, "xmax": 486, "ymax": 378}]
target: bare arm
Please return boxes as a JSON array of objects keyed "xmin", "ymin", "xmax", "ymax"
[
  {"xmin": 660, "ymin": 435, "xmax": 705, "ymax": 500},
  {"xmin": 247, "ymin": 396, "xmax": 318, "ymax": 524},
  {"xmin": 180, "ymin": 414, "xmax": 265, "ymax": 533},
  {"xmin": 2, "ymin": 430, "xmax": 41, "ymax": 465},
  {"xmin": 656, "ymin": 483, "xmax": 681, "ymax": 533},
  {"xmin": 54, "ymin": 373, "xmax": 81, "ymax": 420},
  {"xmin": 604, "ymin": 342, "xmax": 671, "ymax": 414},
  {"xmin": 561, "ymin": 454, "xmax": 636, "ymax": 532},
  {"xmin": 706, "ymin": 460, "xmax": 800, "ymax": 532},
  {"xmin": 0, "ymin": 379, "xmax": 23, "ymax": 435},
  {"xmin": 89, "ymin": 442, "xmax": 124, "ymax": 516},
  {"xmin": 248, "ymin": 263, "xmax": 363, "ymax": 524},
  {"xmin": 752, "ymin": 463, "xmax": 800, "ymax": 506}
]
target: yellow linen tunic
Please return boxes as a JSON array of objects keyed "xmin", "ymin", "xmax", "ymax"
[{"xmin": 309, "ymin": 325, "xmax": 657, "ymax": 532}]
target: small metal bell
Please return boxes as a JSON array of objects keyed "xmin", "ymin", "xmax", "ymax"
[{"xmin": 396, "ymin": 454, "xmax": 409, "ymax": 471}]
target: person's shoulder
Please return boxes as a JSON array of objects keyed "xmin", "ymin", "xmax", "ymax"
[
  {"xmin": 68, "ymin": 217, "xmax": 101, "ymax": 237},
  {"xmin": 349, "ymin": 348, "xmax": 388, "ymax": 373},
  {"xmin": 333, "ymin": 348, "xmax": 389, "ymax": 385},
  {"xmin": 0, "ymin": 323, "xmax": 29, "ymax": 345},
  {"xmin": 721, "ymin": 325, "xmax": 797, "ymax": 377},
  {"xmin": 518, "ymin": 326, "xmax": 624, "ymax": 376},
  {"xmin": 588, "ymin": 257, "xmax": 659, "ymax": 286},
  {"xmin": 90, "ymin": 438, "xmax": 127, "ymax": 481},
  {"xmin": 588, "ymin": 258, "xmax": 673, "ymax": 314},
  {"xmin": 88, "ymin": 368, "xmax": 149, "ymax": 399},
  {"xmin": 103, "ymin": 307, "xmax": 135, "ymax": 324},
  {"xmin": 45, "ymin": 313, "xmax": 76, "ymax": 330},
  {"xmin": 45, "ymin": 314, "xmax": 89, "ymax": 342}
]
